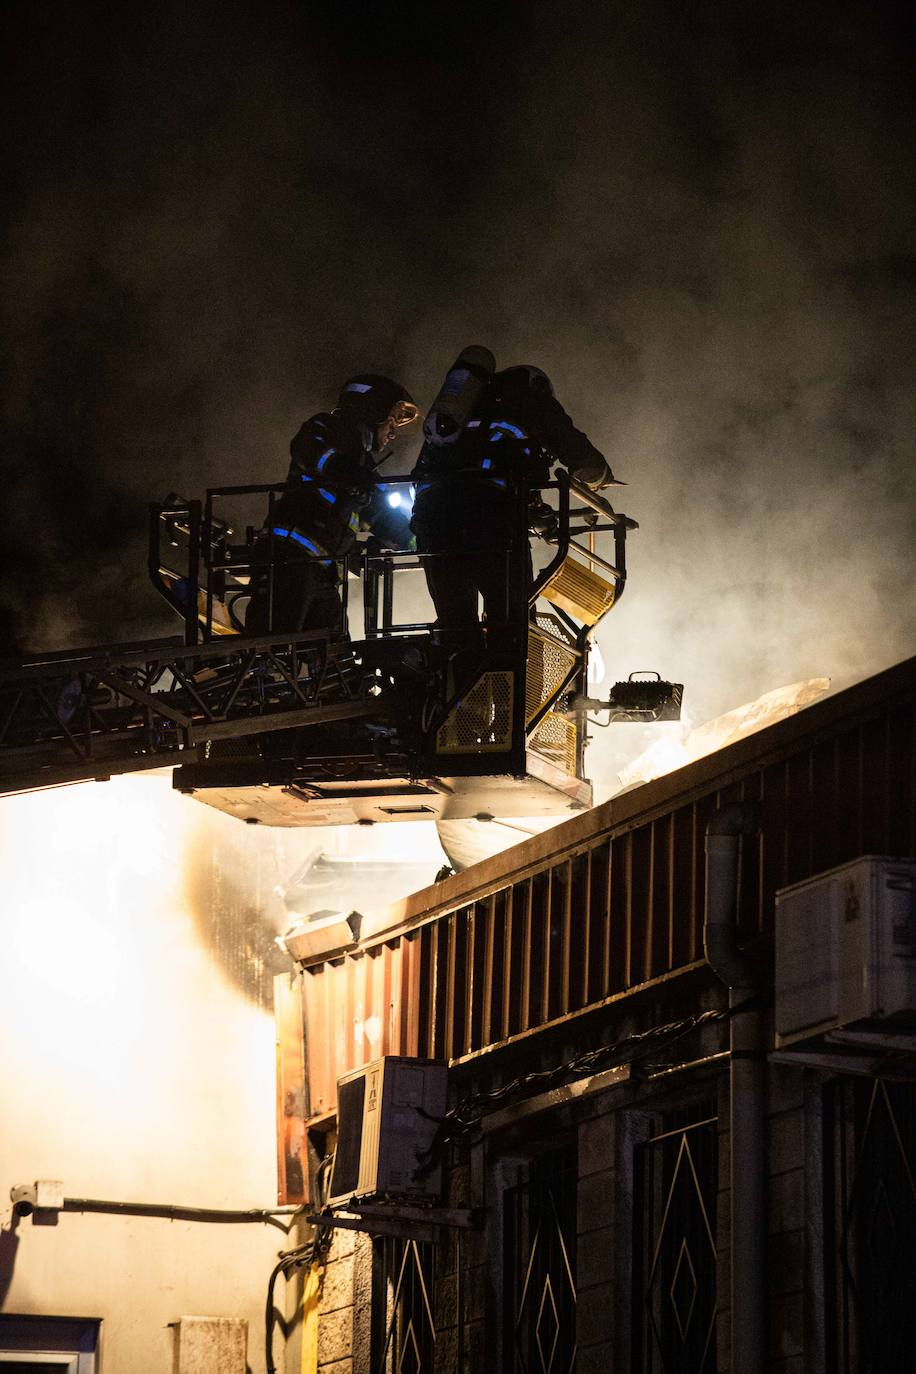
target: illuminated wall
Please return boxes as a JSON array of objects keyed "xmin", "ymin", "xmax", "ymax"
[{"xmin": 0, "ymin": 772, "xmax": 327, "ymax": 1371}]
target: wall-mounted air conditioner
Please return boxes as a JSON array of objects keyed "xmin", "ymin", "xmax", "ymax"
[
  {"xmin": 775, "ymin": 855, "xmax": 916, "ymax": 1047},
  {"xmin": 328, "ymin": 1056, "xmax": 448, "ymax": 1208}
]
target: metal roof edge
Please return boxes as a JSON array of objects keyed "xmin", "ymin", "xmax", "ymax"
[{"xmin": 356, "ymin": 653, "xmax": 916, "ymax": 947}]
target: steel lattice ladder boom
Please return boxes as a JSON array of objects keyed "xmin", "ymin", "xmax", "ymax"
[{"xmin": 0, "ymin": 631, "xmax": 371, "ymax": 797}]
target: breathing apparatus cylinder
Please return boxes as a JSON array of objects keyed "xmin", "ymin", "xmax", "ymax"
[{"xmin": 422, "ymin": 345, "xmax": 496, "ymax": 446}]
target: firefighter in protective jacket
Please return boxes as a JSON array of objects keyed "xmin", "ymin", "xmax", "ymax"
[
  {"xmin": 247, "ymin": 375, "xmax": 417, "ymax": 635},
  {"xmin": 410, "ymin": 359, "xmax": 614, "ymax": 645}
]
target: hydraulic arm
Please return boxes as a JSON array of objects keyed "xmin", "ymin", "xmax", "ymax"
[
  {"xmin": 0, "ymin": 630, "xmax": 370, "ymax": 796},
  {"xmin": 0, "ymin": 476, "xmax": 682, "ymax": 823}
]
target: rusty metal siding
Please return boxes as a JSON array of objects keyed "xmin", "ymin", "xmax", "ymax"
[
  {"xmin": 303, "ymin": 660, "xmax": 916, "ymax": 1118},
  {"xmin": 274, "ymin": 973, "xmax": 309, "ymax": 1203}
]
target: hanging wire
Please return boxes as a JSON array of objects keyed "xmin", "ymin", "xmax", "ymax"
[
  {"xmin": 413, "ymin": 1003, "xmax": 753, "ymax": 1176},
  {"xmin": 265, "ymin": 1152, "xmax": 335, "ymax": 1374}
]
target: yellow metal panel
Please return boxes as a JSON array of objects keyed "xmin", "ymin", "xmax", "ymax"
[
  {"xmin": 436, "ymin": 671, "xmax": 514, "ymax": 754},
  {"xmin": 159, "ymin": 569, "xmax": 240, "ymax": 634},
  {"xmin": 540, "ymin": 556, "xmax": 616, "ymax": 626},
  {"xmin": 274, "ymin": 972, "xmax": 309, "ymax": 1205},
  {"xmin": 528, "ymin": 710, "xmax": 577, "ymax": 773},
  {"xmin": 300, "ymin": 1263, "xmax": 320, "ymax": 1374},
  {"xmin": 196, "ymin": 587, "xmax": 240, "ymax": 635},
  {"xmin": 526, "ymin": 627, "xmax": 578, "ymax": 724}
]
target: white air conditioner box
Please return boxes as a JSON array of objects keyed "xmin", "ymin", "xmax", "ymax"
[
  {"xmin": 328, "ymin": 1056, "xmax": 448, "ymax": 1207},
  {"xmin": 775, "ymin": 855, "xmax": 916, "ymax": 1047}
]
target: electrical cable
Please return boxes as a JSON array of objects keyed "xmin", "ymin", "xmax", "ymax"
[
  {"xmin": 413, "ymin": 1007, "xmax": 736, "ymax": 1169},
  {"xmin": 265, "ymin": 1153, "xmax": 335, "ymax": 1374},
  {"xmin": 59, "ymin": 1198, "xmax": 302, "ymax": 1232},
  {"xmin": 448, "ymin": 995, "xmax": 763, "ymax": 1141}
]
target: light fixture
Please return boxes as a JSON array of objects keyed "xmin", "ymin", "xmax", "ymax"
[{"xmin": 276, "ymin": 909, "xmax": 362, "ymax": 965}]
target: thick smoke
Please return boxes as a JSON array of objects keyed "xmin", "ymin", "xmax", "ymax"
[{"xmin": 3, "ymin": 1, "xmax": 914, "ymax": 788}]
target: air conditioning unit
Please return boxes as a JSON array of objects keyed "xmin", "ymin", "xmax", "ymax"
[
  {"xmin": 775, "ymin": 855, "xmax": 916, "ymax": 1047},
  {"xmin": 328, "ymin": 1056, "xmax": 448, "ymax": 1208}
]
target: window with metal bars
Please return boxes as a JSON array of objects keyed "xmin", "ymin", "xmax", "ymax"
[
  {"xmin": 371, "ymin": 1236, "xmax": 437, "ymax": 1373},
  {"xmin": 503, "ymin": 1145, "xmax": 578, "ymax": 1374},
  {"xmin": 632, "ymin": 1104, "xmax": 718, "ymax": 1374},
  {"xmin": 823, "ymin": 1076, "xmax": 916, "ymax": 1374}
]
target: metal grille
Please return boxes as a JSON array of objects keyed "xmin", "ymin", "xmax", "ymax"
[
  {"xmin": 436, "ymin": 671, "xmax": 514, "ymax": 754},
  {"xmin": 539, "ymin": 557, "xmax": 616, "ymax": 626},
  {"xmin": 534, "ymin": 612, "xmax": 576, "ymax": 645},
  {"xmin": 504, "ymin": 1147, "xmax": 577, "ymax": 1374},
  {"xmin": 526, "ymin": 628, "xmax": 578, "ymax": 725},
  {"xmin": 633, "ymin": 1108, "xmax": 718, "ymax": 1374},
  {"xmin": 372, "ymin": 1237, "xmax": 436, "ymax": 1373},
  {"xmin": 203, "ymin": 737, "xmax": 258, "ymax": 759},
  {"xmin": 824, "ymin": 1077, "xmax": 916, "ymax": 1374},
  {"xmin": 529, "ymin": 712, "xmax": 577, "ymax": 774}
]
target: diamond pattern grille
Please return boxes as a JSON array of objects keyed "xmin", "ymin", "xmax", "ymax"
[
  {"xmin": 373, "ymin": 1237, "xmax": 436, "ymax": 1374},
  {"xmin": 505, "ymin": 1147, "xmax": 577, "ymax": 1373},
  {"xmin": 827, "ymin": 1078, "xmax": 916, "ymax": 1373},
  {"xmin": 634, "ymin": 1110, "xmax": 717, "ymax": 1374},
  {"xmin": 536, "ymin": 1274, "xmax": 560, "ymax": 1371},
  {"xmin": 670, "ymin": 1237, "xmax": 698, "ymax": 1342}
]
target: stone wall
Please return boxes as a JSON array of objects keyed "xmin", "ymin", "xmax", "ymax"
[
  {"xmin": 315, "ymin": 1226, "xmax": 357, "ymax": 1373},
  {"xmin": 311, "ymin": 1061, "xmax": 868, "ymax": 1374},
  {"xmin": 764, "ymin": 1066, "xmax": 813, "ymax": 1374}
]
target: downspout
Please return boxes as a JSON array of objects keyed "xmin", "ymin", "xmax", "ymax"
[{"xmin": 704, "ymin": 801, "xmax": 764, "ymax": 1374}]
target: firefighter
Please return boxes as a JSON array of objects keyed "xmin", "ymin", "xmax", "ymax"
[
  {"xmin": 410, "ymin": 359, "xmax": 615, "ymax": 649},
  {"xmin": 247, "ymin": 375, "xmax": 418, "ymax": 636}
]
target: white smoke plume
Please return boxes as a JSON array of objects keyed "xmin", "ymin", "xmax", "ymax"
[{"xmin": 2, "ymin": 2, "xmax": 913, "ymax": 802}]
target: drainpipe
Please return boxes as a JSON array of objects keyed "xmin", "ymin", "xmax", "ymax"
[{"xmin": 704, "ymin": 801, "xmax": 764, "ymax": 1374}]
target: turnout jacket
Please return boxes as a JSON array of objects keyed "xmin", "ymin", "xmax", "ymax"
[
  {"xmin": 272, "ymin": 412, "xmax": 375, "ymax": 557},
  {"xmin": 411, "ymin": 372, "xmax": 610, "ymax": 496}
]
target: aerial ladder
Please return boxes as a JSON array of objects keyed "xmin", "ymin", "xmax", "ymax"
[{"xmin": 0, "ymin": 475, "xmax": 681, "ymax": 826}]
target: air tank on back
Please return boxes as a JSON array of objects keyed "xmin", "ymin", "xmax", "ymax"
[{"xmin": 423, "ymin": 345, "xmax": 496, "ymax": 446}]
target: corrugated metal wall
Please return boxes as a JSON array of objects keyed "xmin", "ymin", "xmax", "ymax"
[{"xmin": 303, "ymin": 658, "xmax": 916, "ymax": 1118}]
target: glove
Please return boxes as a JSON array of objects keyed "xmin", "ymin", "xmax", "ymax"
[
  {"xmin": 528, "ymin": 499, "xmax": 558, "ymax": 537},
  {"xmin": 587, "ymin": 460, "xmax": 616, "ymax": 491}
]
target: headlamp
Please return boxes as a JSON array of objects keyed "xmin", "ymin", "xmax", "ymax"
[{"xmin": 390, "ymin": 400, "xmax": 420, "ymax": 429}]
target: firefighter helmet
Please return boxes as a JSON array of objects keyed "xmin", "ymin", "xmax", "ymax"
[
  {"xmin": 495, "ymin": 365, "xmax": 555, "ymax": 397},
  {"xmin": 337, "ymin": 375, "xmax": 418, "ymax": 430}
]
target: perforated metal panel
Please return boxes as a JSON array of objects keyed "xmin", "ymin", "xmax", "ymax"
[
  {"xmin": 526, "ymin": 627, "xmax": 578, "ymax": 725},
  {"xmin": 529, "ymin": 711, "xmax": 578, "ymax": 774},
  {"xmin": 540, "ymin": 555, "xmax": 617, "ymax": 625},
  {"xmin": 435, "ymin": 671, "xmax": 514, "ymax": 754},
  {"xmin": 535, "ymin": 611, "xmax": 576, "ymax": 643}
]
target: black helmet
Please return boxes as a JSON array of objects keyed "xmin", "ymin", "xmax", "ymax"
[
  {"xmin": 337, "ymin": 375, "xmax": 418, "ymax": 429},
  {"xmin": 495, "ymin": 365, "xmax": 555, "ymax": 397}
]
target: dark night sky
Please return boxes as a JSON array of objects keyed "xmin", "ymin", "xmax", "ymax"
[{"xmin": 2, "ymin": 1, "xmax": 915, "ymax": 780}]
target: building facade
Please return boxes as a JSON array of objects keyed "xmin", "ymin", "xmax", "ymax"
[
  {"xmin": 0, "ymin": 773, "xmax": 313, "ymax": 1373},
  {"xmin": 287, "ymin": 656, "xmax": 916, "ymax": 1373}
]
